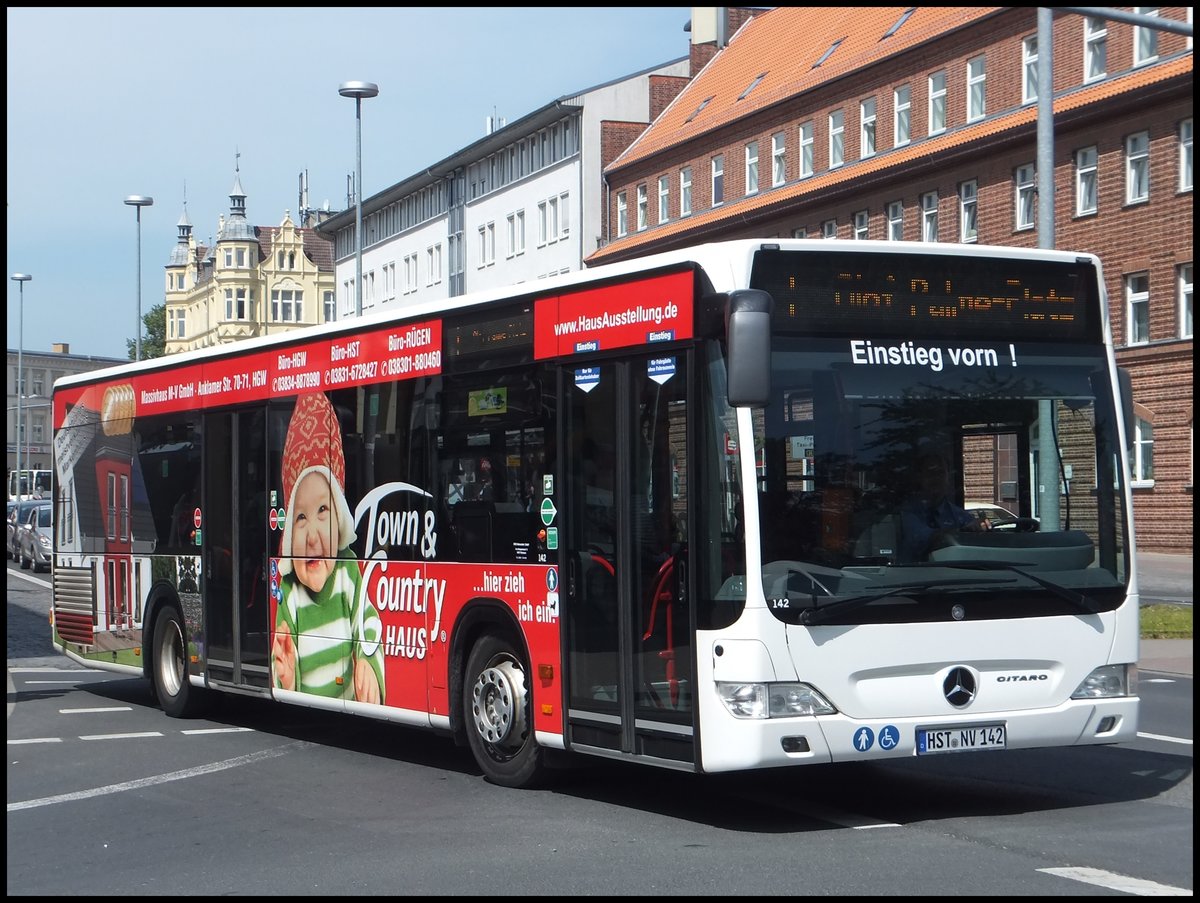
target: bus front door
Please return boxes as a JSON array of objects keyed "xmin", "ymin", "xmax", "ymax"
[
  {"xmin": 561, "ymin": 353, "xmax": 695, "ymax": 766},
  {"xmin": 202, "ymin": 408, "xmax": 270, "ymax": 689}
]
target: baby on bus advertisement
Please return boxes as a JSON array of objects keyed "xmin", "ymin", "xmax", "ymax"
[{"xmin": 269, "ymin": 391, "xmax": 562, "ymax": 730}]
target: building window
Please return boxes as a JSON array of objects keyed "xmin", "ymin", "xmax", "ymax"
[
  {"xmin": 1181, "ymin": 118, "xmax": 1194, "ymax": 192},
  {"xmin": 1132, "ymin": 415, "xmax": 1155, "ymax": 484},
  {"xmin": 478, "ymin": 222, "xmax": 495, "ymax": 267},
  {"xmin": 616, "ymin": 191, "xmax": 628, "ymax": 237},
  {"xmin": 893, "ymin": 85, "xmax": 911, "ymax": 147},
  {"xmin": 426, "ymin": 244, "xmax": 442, "ymax": 286},
  {"xmin": 745, "ymin": 141, "xmax": 759, "ymax": 195},
  {"xmin": 1015, "ymin": 163, "xmax": 1036, "ymax": 231},
  {"xmin": 1076, "ymin": 146, "xmax": 1098, "ymax": 215},
  {"xmin": 404, "ymin": 253, "xmax": 418, "ymax": 291},
  {"xmin": 271, "ymin": 289, "xmax": 303, "ymax": 322},
  {"xmin": 711, "ymin": 154, "xmax": 724, "ymax": 206},
  {"xmin": 854, "ymin": 210, "xmax": 869, "ymax": 240},
  {"xmin": 1126, "ymin": 131, "xmax": 1150, "ymax": 204},
  {"xmin": 636, "ymin": 184, "xmax": 648, "ymax": 231},
  {"xmin": 1126, "ymin": 272, "xmax": 1150, "ymax": 345},
  {"xmin": 1022, "ymin": 36, "xmax": 1038, "ymax": 104},
  {"xmin": 507, "ymin": 210, "xmax": 525, "ymax": 257},
  {"xmin": 886, "ymin": 200, "xmax": 903, "ymax": 240},
  {"xmin": 173, "ymin": 309, "xmax": 186, "ymax": 338},
  {"xmin": 1084, "ymin": 16, "xmax": 1107, "ymax": 81},
  {"xmin": 928, "ymin": 71, "xmax": 946, "ymax": 135},
  {"xmin": 860, "ymin": 98, "xmax": 876, "ymax": 158},
  {"xmin": 799, "ymin": 122, "xmax": 814, "ymax": 178},
  {"xmin": 323, "ymin": 292, "xmax": 335, "ymax": 322},
  {"xmin": 959, "ymin": 179, "xmax": 978, "ymax": 242},
  {"xmin": 1134, "ymin": 6, "xmax": 1159, "ymax": 66},
  {"xmin": 1179, "ymin": 262, "xmax": 1193, "ymax": 339},
  {"xmin": 967, "ymin": 55, "xmax": 986, "ymax": 122},
  {"xmin": 658, "ymin": 175, "xmax": 670, "ymax": 224},
  {"xmin": 921, "ymin": 191, "xmax": 939, "ymax": 242},
  {"xmin": 224, "ymin": 287, "xmax": 251, "ymax": 320},
  {"xmin": 680, "ymin": 167, "xmax": 692, "ymax": 216},
  {"xmin": 822, "ymin": 219, "xmax": 837, "ymax": 239},
  {"xmin": 771, "ymin": 132, "xmax": 786, "ymax": 187},
  {"xmin": 792, "ymin": 227, "xmax": 808, "ymax": 239},
  {"xmin": 829, "ymin": 110, "xmax": 844, "ymax": 168}
]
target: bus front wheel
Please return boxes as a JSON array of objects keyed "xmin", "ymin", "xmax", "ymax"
[
  {"xmin": 152, "ymin": 605, "xmax": 205, "ymax": 718},
  {"xmin": 463, "ymin": 634, "xmax": 544, "ymax": 788}
]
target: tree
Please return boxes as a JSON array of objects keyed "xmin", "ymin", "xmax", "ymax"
[{"xmin": 126, "ymin": 303, "xmax": 167, "ymax": 360}]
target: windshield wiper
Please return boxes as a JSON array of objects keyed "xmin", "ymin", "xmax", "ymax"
[
  {"xmin": 926, "ymin": 560, "xmax": 1101, "ymax": 615},
  {"xmin": 798, "ymin": 577, "xmax": 1016, "ymax": 626}
]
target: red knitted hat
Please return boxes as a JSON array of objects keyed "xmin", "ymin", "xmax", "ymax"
[
  {"xmin": 282, "ymin": 391, "xmax": 345, "ymax": 504},
  {"xmin": 278, "ymin": 392, "xmax": 356, "ymax": 570}
]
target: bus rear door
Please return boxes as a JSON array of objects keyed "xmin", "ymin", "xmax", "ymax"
[{"xmin": 202, "ymin": 407, "xmax": 270, "ymax": 689}]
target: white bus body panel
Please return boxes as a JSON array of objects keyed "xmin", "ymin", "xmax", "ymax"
[{"xmin": 697, "ymin": 611, "xmax": 1138, "ymax": 772}]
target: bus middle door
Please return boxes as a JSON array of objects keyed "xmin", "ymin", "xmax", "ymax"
[{"xmin": 561, "ymin": 352, "xmax": 694, "ymax": 766}]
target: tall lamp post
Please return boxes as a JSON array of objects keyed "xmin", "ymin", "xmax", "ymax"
[
  {"xmin": 124, "ymin": 195, "xmax": 153, "ymax": 360},
  {"xmin": 338, "ymin": 80, "xmax": 378, "ymax": 319},
  {"xmin": 10, "ymin": 273, "xmax": 31, "ymax": 498}
]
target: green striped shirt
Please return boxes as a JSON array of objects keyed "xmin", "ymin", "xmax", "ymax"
[{"xmin": 274, "ymin": 552, "xmax": 385, "ymax": 702}]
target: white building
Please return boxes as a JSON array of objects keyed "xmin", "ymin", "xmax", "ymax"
[{"xmin": 317, "ymin": 57, "xmax": 689, "ymax": 315}]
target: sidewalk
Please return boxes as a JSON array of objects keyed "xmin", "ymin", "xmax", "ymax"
[
  {"xmin": 1140, "ymin": 638, "xmax": 1193, "ymax": 676},
  {"xmin": 1136, "ymin": 551, "xmax": 1192, "ymax": 676},
  {"xmin": 1137, "ymin": 550, "xmax": 1193, "ymax": 605}
]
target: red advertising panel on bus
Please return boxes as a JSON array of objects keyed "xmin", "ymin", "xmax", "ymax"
[
  {"xmin": 53, "ymin": 319, "xmax": 443, "ymax": 428},
  {"xmin": 533, "ymin": 270, "xmax": 693, "ymax": 360}
]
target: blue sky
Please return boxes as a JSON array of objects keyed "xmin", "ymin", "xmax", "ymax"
[{"xmin": 6, "ymin": 7, "xmax": 690, "ymax": 360}]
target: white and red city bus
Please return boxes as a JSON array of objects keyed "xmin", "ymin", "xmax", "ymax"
[{"xmin": 51, "ymin": 239, "xmax": 1139, "ymax": 787}]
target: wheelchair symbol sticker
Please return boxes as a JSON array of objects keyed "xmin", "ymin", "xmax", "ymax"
[
  {"xmin": 878, "ymin": 725, "xmax": 900, "ymax": 751},
  {"xmin": 854, "ymin": 727, "xmax": 875, "ymax": 751}
]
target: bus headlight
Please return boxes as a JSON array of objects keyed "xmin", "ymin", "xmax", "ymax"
[
  {"xmin": 718, "ymin": 682, "xmax": 836, "ymax": 719},
  {"xmin": 1071, "ymin": 663, "xmax": 1136, "ymax": 699}
]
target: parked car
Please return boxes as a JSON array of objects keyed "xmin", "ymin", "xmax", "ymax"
[
  {"xmin": 17, "ymin": 502, "xmax": 53, "ymax": 572},
  {"xmin": 965, "ymin": 502, "xmax": 1039, "ymax": 532},
  {"xmin": 8, "ymin": 499, "xmax": 50, "ymax": 561}
]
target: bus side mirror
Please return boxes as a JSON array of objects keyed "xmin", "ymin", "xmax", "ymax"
[
  {"xmin": 1117, "ymin": 366, "xmax": 1134, "ymax": 451},
  {"xmin": 725, "ymin": 289, "xmax": 772, "ymax": 407}
]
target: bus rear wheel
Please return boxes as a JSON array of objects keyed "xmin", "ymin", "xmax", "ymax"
[
  {"xmin": 152, "ymin": 605, "xmax": 206, "ymax": 718},
  {"xmin": 464, "ymin": 634, "xmax": 544, "ymax": 788}
]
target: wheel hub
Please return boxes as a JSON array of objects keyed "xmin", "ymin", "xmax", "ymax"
[{"xmin": 471, "ymin": 658, "xmax": 528, "ymax": 751}]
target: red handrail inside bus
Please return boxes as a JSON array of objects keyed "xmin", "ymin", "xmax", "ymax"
[{"xmin": 642, "ymin": 555, "xmax": 678, "ymax": 707}]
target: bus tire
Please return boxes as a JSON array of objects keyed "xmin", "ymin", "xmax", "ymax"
[
  {"xmin": 151, "ymin": 605, "xmax": 205, "ymax": 718},
  {"xmin": 463, "ymin": 633, "xmax": 544, "ymax": 788}
]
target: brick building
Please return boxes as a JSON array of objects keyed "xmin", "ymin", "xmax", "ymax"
[{"xmin": 591, "ymin": 7, "xmax": 1193, "ymax": 553}]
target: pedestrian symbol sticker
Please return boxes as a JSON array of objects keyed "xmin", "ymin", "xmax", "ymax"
[{"xmin": 854, "ymin": 726, "xmax": 875, "ymax": 751}]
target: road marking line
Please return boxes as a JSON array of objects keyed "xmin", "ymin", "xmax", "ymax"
[
  {"xmin": 1136, "ymin": 731, "xmax": 1193, "ymax": 746},
  {"xmin": 7, "ymin": 737, "xmax": 63, "ymax": 745},
  {"xmin": 59, "ymin": 706, "xmax": 133, "ymax": 714},
  {"xmin": 7, "ymin": 742, "xmax": 310, "ymax": 812},
  {"xmin": 79, "ymin": 732, "xmax": 164, "ymax": 740},
  {"xmin": 181, "ymin": 727, "xmax": 256, "ymax": 735},
  {"xmin": 1039, "ymin": 866, "xmax": 1192, "ymax": 896}
]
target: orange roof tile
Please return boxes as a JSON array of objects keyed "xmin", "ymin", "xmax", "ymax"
[
  {"xmin": 612, "ymin": 7, "xmax": 1001, "ymax": 170},
  {"xmin": 590, "ymin": 52, "xmax": 1192, "ymax": 264}
]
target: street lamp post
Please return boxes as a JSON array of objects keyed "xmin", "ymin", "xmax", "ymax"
[
  {"xmin": 338, "ymin": 80, "xmax": 378, "ymax": 319},
  {"xmin": 10, "ymin": 273, "xmax": 31, "ymax": 498},
  {"xmin": 124, "ymin": 195, "xmax": 154, "ymax": 361}
]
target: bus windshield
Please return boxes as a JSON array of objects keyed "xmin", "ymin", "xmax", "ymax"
[{"xmin": 746, "ymin": 248, "xmax": 1129, "ymax": 626}]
